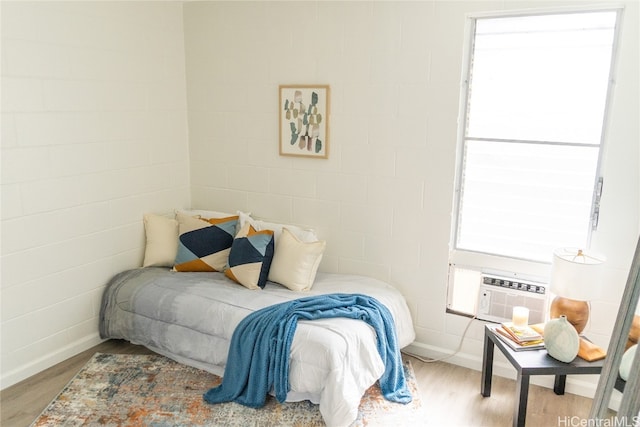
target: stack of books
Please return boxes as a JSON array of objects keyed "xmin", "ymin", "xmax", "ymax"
[{"xmin": 492, "ymin": 322, "xmax": 544, "ymax": 351}]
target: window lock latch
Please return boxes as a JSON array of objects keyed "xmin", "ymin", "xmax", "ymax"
[{"xmin": 591, "ymin": 177, "xmax": 604, "ymax": 230}]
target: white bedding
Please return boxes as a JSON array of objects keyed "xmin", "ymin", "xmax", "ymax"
[{"xmin": 100, "ymin": 268, "xmax": 415, "ymax": 427}]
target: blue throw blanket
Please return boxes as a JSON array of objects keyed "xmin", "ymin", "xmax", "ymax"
[{"xmin": 203, "ymin": 293, "xmax": 412, "ymax": 408}]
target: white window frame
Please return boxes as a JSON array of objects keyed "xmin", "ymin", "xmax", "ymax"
[{"xmin": 447, "ymin": 5, "xmax": 623, "ymax": 316}]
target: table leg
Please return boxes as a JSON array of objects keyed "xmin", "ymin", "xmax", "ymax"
[
  {"xmin": 481, "ymin": 328, "xmax": 494, "ymax": 397},
  {"xmin": 554, "ymin": 374, "xmax": 567, "ymax": 395},
  {"xmin": 514, "ymin": 372, "xmax": 530, "ymax": 427}
]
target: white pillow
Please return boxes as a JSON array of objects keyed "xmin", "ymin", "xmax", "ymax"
[
  {"xmin": 238, "ymin": 211, "xmax": 318, "ymax": 243},
  {"xmin": 268, "ymin": 228, "xmax": 326, "ymax": 291},
  {"xmin": 177, "ymin": 209, "xmax": 236, "ymax": 219},
  {"xmin": 175, "ymin": 211, "xmax": 211, "ymax": 234},
  {"xmin": 178, "ymin": 209, "xmax": 243, "ymax": 236},
  {"xmin": 238, "ymin": 211, "xmax": 253, "ymax": 229},
  {"xmin": 142, "ymin": 213, "xmax": 179, "ymax": 267}
]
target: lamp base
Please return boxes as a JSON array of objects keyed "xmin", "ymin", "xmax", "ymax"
[{"xmin": 550, "ymin": 296, "xmax": 589, "ymax": 334}]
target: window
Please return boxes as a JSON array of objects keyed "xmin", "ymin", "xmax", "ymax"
[{"xmin": 448, "ymin": 8, "xmax": 621, "ymax": 315}]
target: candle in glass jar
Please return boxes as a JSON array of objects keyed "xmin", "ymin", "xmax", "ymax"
[{"xmin": 512, "ymin": 306, "xmax": 529, "ymax": 327}]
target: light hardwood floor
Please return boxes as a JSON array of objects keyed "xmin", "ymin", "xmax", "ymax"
[{"xmin": 1, "ymin": 340, "xmax": 604, "ymax": 427}]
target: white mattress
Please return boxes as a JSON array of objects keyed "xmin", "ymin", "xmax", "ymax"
[{"xmin": 100, "ymin": 268, "xmax": 416, "ymax": 426}]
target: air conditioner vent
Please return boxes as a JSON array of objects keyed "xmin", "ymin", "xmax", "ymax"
[
  {"xmin": 482, "ymin": 276, "xmax": 546, "ymax": 295},
  {"xmin": 477, "ymin": 274, "xmax": 548, "ymax": 324}
]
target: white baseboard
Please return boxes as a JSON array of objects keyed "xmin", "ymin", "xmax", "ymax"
[
  {"xmin": 403, "ymin": 341, "xmax": 485, "ymax": 372},
  {"xmin": 402, "ymin": 341, "xmax": 622, "ymax": 411},
  {"xmin": 1, "ymin": 333, "xmax": 105, "ymax": 390}
]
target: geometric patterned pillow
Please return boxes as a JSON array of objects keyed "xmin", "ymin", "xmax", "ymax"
[
  {"xmin": 173, "ymin": 213, "xmax": 239, "ymax": 272},
  {"xmin": 224, "ymin": 223, "xmax": 275, "ymax": 289}
]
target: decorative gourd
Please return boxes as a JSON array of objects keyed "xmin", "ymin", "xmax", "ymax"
[
  {"xmin": 619, "ymin": 344, "xmax": 637, "ymax": 381},
  {"xmin": 544, "ymin": 315, "xmax": 580, "ymax": 363}
]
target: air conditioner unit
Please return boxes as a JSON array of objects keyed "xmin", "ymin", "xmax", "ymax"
[{"xmin": 476, "ymin": 274, "xmax": 548, "ymax": 324}]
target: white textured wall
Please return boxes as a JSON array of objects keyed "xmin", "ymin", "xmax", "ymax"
[
  {"xmin": 184, "ymin": 0, "xmax": 640, "ymax": 397},
  {"xmin": 184, "ymin": 0, "xmax": 469, "ymax": 321},
  {"xmin": 1, "ymin": 2, "xmax": 190, "ymax": 387}
]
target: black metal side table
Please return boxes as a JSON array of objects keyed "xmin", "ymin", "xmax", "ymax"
[{"xmin": 481, "ymin": 324, "xmax": 605, "ymax": 427}]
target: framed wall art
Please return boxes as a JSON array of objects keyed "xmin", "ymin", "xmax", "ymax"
[{"xmin": 279, "ymin": 85, "xmax": 330, "ymax": 159}]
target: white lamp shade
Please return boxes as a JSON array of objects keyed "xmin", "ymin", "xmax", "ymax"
[{"xmin": 550, "ymin": 248, "xmax": 606, "ymax": 301}]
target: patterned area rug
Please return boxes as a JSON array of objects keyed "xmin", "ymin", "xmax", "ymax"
[{"xmin": 32, "ymin": 353, "xmax": 424, "ymax": 426}]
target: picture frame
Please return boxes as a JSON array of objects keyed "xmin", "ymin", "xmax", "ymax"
[{"xmin": 279, "ymin": 85, "xmax": 330, "ymax": 159}]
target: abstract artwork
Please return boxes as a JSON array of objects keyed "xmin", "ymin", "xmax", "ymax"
[{"xmin": 279, "ymin": 85, "xmax": 329, "ymax": 158}]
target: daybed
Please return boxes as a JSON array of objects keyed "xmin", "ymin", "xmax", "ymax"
[{"xmin": 99, "ymin": 210, "xmax": 416, "ymax": 427}]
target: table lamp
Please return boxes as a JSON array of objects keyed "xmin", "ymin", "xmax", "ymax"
[
  {"xmin": 549, "ymin": 248, "xmax": 607, "ymax": 361},
  {"xmin": 550, "ymin": 248, "xmax": 606, "ymax": 334}
]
